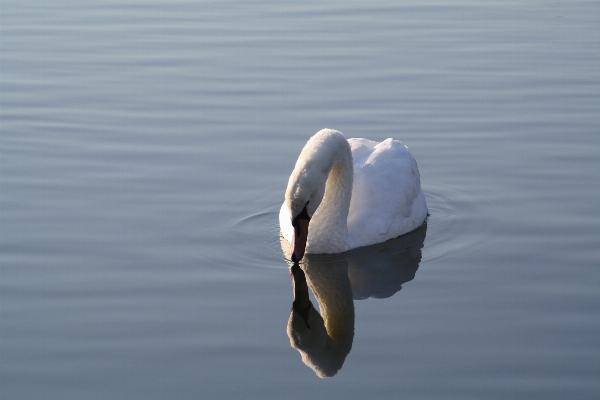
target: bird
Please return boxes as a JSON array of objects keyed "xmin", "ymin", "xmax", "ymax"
[{"xmin": 280, "ymin": 128, "xmax": 427, "ymax": 262}]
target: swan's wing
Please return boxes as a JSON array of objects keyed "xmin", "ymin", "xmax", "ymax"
[{"xmin": 346, "ymin": 138, "xmax": 427, "ymax": 249}]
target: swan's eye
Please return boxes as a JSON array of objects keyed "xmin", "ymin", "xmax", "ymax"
[{"xmin": 292, "ymin": 203, "xmax": 310, "ymax": 223}]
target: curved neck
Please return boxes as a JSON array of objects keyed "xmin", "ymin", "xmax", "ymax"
[
  {"xmin": 284, "ymin": 129, "xmax": 354, "ymax": 254},
  {"xmin": 306, "ymin": 139, "xmax": 353, "ymax": 254}
]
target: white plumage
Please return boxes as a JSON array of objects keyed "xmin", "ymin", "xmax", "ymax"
[{"xmin": 280, "ymin": 128, "xmax": 427, "ymax": 257}]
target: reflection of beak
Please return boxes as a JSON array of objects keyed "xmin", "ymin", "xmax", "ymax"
[
  {"xmin": 289, "ymin": 263, "xmax": 312, "ymax": 326},
  {"xmin": 290, "ymin": 218, "xmax": 310, "ymax": 262}
]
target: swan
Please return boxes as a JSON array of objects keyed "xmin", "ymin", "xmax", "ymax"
[{"xmin": 280, "ymin": 128, "xmax": 427, "ymax": 262}]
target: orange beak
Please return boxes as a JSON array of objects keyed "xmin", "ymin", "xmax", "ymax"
[{"xmin": 290, "ymin": 218, "xmax": 310, "ymax": 262}]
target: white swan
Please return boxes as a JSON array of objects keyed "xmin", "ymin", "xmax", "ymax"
[{"xmin": 280, "ymin": 128, "xmax": 427, "ymax": 262}]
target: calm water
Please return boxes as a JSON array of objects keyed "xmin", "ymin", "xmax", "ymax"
[{"xmin": 2, "ymin": 1, "xmax": 600, "ymax": 399}]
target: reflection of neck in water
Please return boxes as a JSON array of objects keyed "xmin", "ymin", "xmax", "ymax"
[
  {"xmin": 284, "ymin": 223, "xmax": 427, "ymax": 378},
  {"xmin": 287, "ymin": 258, "xmax": 354, "ymax": 378}
]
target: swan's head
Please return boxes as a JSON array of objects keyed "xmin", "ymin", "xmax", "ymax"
[
  {"xmin": 285, "ymin": 130, "xmax": 345, "ymax": 262},
  {"xmin": 285, "ymin": 167, "xmax": 327, "ymax": 262},
  {"xmin": 284, "ymin": 129, "xmax": 352, "ymax": 262}
]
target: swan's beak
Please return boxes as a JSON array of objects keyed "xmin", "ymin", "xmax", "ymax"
[{"xmin": 290, "ymin": 218, "xmax": 310, "ymax": 262}]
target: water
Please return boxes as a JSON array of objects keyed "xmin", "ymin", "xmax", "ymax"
[{"xmin": 2, "ymin": 1, "xmax": 599, "ymax": 399}]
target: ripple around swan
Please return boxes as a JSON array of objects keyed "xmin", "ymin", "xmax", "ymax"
[
  {"xmin": 421, "ymin": 182, "xmax": 492, "ymax": 264},
  {"xmin": 227, "ymin": 182, "xmax": 483, "ymax": 274},
  {"xmin": 223, "ymin": 177, "xmax": 488, "ymax": 276},
  {"xmin": 227, "ymin": 201, "xmax": 289, "ymax": 272}
]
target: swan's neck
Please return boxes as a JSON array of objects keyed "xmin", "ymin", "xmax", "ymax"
[
  {"xmin": 306, "ymin": 144, "xmax": 353, "ymax": 254},
  {"xmin": 284, "ymin": 129, "xmax": 354, "ymax": 254}
]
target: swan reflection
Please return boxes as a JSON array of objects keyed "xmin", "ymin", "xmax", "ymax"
[{"xmin": 285, "ymin": 223, "xmax": 426, "ymax": 377}]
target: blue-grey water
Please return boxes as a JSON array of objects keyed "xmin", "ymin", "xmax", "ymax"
[{"xmin": 2, "ymin": 1, "xmax": 599, "ymax": 399}]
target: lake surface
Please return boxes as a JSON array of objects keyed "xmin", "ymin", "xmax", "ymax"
[{"xmin": 2, "ymin": 1, "xmax": 599, "ymax": 399}]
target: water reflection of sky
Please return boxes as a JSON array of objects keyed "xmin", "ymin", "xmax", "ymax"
[{"xmin": 2, "ymin": 1, "xmax": 599, "ymax": 398}]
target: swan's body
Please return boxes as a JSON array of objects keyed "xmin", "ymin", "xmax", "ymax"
[{"xmin": 280, "ymin": 129, "xmax": 427, "ymax": 260}]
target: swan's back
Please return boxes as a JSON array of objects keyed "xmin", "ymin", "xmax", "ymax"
[{"xmin": 347, "ymin": 138, "xmax": 427, "ymax": 249}]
